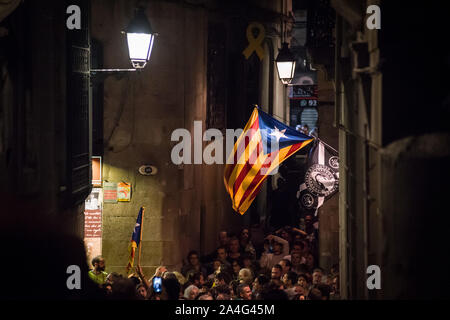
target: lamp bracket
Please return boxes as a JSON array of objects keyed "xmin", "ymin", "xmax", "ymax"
[
  {"xmin": 90, "ymin": 69, "xmax": 138, "ymax": 83},
  {"xmin": 91, "ymin": 68, "xmax": 137, "ymax": 73}
]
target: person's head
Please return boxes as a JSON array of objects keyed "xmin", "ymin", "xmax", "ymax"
[
  {"xmin": 110, "ymin": 278, "xmax": 138, "ymax": 300},
  {"xmin": 219, "ymin": 231, "xmax": 229, "ymax": 246},
  {"xmin": 128, "ymin": 275, "xmax": 140, "ymax": 287},
  {"xmin": 212, "ymin": 260, "xmax": 221, "ymax": 272},
  {"xmin": 302, "ymin": 124, "xmax": 309, "ymax": 134},
  {"xmin": 216, "ymin": 293, "xmax": 231, "ymax": 300},
  {"xmin": 291, "ymin": 241, "xmax": 305, "ymax": 255},
  {"xmin": 218, "ymin": 263, "xmax": 231, "ymax": 275},
  {"xmin": 312, "ymin": 268, "xmax": 323, "ymax": 285},
  {"xmin": 305, "ymin": 253, "xmax": 315, "ymax": 269},
  {"xmin": 228, "ymin": 237, "xmax": 240, "ymax": 254},
  {"xmin": 331, "ymin": 263, "xmax": 339, "ymax": 276},
  {"xmin": 280, "ymin": 228, "xmax": 291, "ymax": 242},
  {"xmin": 305, "ymin": 215, "xmax": 313, "ymax": 226},
  {"xmin": 297, "ymin": 273, "xmax": 309, "ymax": 289},
  {"xmin": 216, "ymin": 246, "xmax": 228, "ymax": 262},
  {"xmin": 242, "ymin": 254, "xmax": 252, "ymax": 269},
  {"xmin": 92, "ymin": 255, "xmax": 105, "ymax": 272},
  {"xmin": 253, "ymin": 274, "xmax": 269, "ymax": 293},
  {"xmin": 271, "ymin": 264, "xmax": 282, "ymax": 280},
  {"xmin": 261, "ymin": 281, "xmax": 288, "ymax": 300},
  {"xmin": 163, "ymin": 277, "xmax": 181, "ymax": 300},
  {"xmin": 282, "ymin": 271, "xmax": 298, "ymax": 288},
  {"xmin": 267, "ymin": 279, "xmax": 283, "ymax": 290},
  {"xmin": 231, "ymin": 259, "xmax": 241, "ymax": 275},
  {"xmin": 216, "ymin": 272, "xmax": 232, "ymax": 286},
  {"xmin": 200, "ymin": 283, "xmax": 211, "ymax": 293},
  {"xmin": 183, "ymin": 284, "xmax": 199, "ymax": 300},
  {"xmin": 197, "ymin": 292, "xmax": 214, "ymax": 300},
  {"xmin": 237, "ymin": 284, "xmax": 252, "ymax": 300},
  {"xmin": 191, "ymin": 272, "xmax": 205, "ymax": 287},
  {"xmin": 187, "ymin": 250, "xmax": 200, "ymax": 266},
  {"xmin": 331, "ymin": 275, "xmax": 339, "ymax": 293},
  {"xmin": 272, "ymin": 241, "xmax": 283, "ymax": 255},
  {"xmin": 293, "ymin": 283, "xmax": 306, "ymax": 296},
  {"xmin": 238, "ymin": 268, "xmax": 254, "ymax": 285},
  {"xmin": 279, "ymin": 259, "xmax": 291, "ymax": 275},
  {"xmin": 239, "ymin": 228, "xmax": 250, "ymax": 243},
  {"xmin": 136, "ymin": 283, "xmax": 147, "ymax": 299},
  {"xmin": 213, "ymin": 284, "xmax": 231, "ymax": 300},
  {"xmin": 291, "ymin": 252, "xmax": 302, "ymax": 267}
]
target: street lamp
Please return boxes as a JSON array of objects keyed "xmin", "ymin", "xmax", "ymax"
[
  {"xmin": 91, "ymin": 7, "xmax": 156, "ymax": 75},
  {"xmin": 275, "ymin": 42, "xmax": 296, "ymax": 85},
  {"xmin": 125, "ymin": 7, "xmax": 156, "ymax": 69}
]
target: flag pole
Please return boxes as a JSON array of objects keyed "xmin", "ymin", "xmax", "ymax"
[
  {"xmin": 316, "ymin": 137, "xmax": 338, "ymax": 154},
  {"xmin": 138, "ymin": 207, "xmax": 145, "ymax": 266}
]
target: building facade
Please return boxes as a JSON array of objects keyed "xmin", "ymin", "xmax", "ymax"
[
  {"xmin": 92, "ymin": 0, "xmax": 296, "ymax": 276},
  {"xmin": 323, "ymin": 0, "xmax": 450, "ymax": 299}
]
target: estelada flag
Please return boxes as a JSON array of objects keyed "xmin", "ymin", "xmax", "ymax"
[
  {"xmin": 297, "ymin": 140, "xmax": 339, "ymax": 216},
  {"xmin": 126, "ymin": 207, "xmax": 143, "ymax": 273},
  {"xmin": 224, "ymin": 107, "xmax": 314, "ymax": 215}
]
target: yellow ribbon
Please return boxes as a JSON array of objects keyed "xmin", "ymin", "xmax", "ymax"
[{"xmin": 242, "ymin": 22, "xmax": 265, "ymax": 61}]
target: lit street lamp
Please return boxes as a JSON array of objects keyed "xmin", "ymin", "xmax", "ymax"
[
  {"xmin": 275, "ymin": 42, "xmax": 296, "ymax": 85},
  {"xmin": 91, "ymin": 7, "xmax": 156, "ymax": 75},
  {"xmin": 125, "ymin": 7, "xmax": 156, "ymax": 69}
]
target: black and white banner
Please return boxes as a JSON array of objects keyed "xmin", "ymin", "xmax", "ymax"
[{"xmin": 297, "ymin": 140, "xmax": 339, "ymax": 216}]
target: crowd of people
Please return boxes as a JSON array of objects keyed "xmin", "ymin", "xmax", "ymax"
[{"xmin": 87, "ymin": 214, "xmax": 340, "ymax": 300}]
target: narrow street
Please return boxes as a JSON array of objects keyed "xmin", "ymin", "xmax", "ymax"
[{"xmin": 0, "ymin": 0, "xmax": 449, "ymax": 304}]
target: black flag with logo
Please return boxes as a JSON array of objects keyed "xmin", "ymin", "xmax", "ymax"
[{"xmin": 297, "ymin": 139, "xmax": 339, "ymax": 216}]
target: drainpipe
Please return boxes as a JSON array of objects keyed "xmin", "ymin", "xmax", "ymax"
[{"xmin": 335, "ymin": 14, "xmax": 348, "ymax": 300}]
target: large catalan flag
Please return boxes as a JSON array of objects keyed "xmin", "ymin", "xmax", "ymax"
[
  {"xmin": 126, "ymin": 207, "xmax": 143, "ymax": 273},
  {"xmin": 224, "ymin": 107, "xmax": 314, "ymax": 215}
]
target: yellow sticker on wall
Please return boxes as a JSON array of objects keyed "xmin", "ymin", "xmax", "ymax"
[{"xmin": 117, "ymin": 182, "xmax": 131, "ymax": 202}]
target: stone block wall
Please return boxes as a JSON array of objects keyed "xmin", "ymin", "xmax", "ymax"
[{"xmin": 91, "ymin": 0, "xmax": 232, "ymax": 277}]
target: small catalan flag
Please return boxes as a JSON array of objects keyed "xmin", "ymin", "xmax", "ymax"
[{"xmin": 126, "ymin": 207, "xmax": 143, "ymax": 273}]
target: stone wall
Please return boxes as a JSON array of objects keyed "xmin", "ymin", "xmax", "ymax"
[
  {"xmin": 91, "ymin": 0, "xmax": 233, "ymax": 276},
  {"xmin": 91, "ymin": 0, "xmax": 293, "ymax": 277}
]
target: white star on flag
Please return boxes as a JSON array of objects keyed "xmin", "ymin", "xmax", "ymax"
[
  {"xmin": 134, "ymin": 223, "xmax": 140, "ymax": 233},
  {"xmin": 269, "ymin": 126, "xmax": 287, "ymax": 142}
]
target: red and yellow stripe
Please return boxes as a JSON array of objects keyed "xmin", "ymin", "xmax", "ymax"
[{"xmin": 126, "ymin": 240, "xmax": 137, "ymax": 273}]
